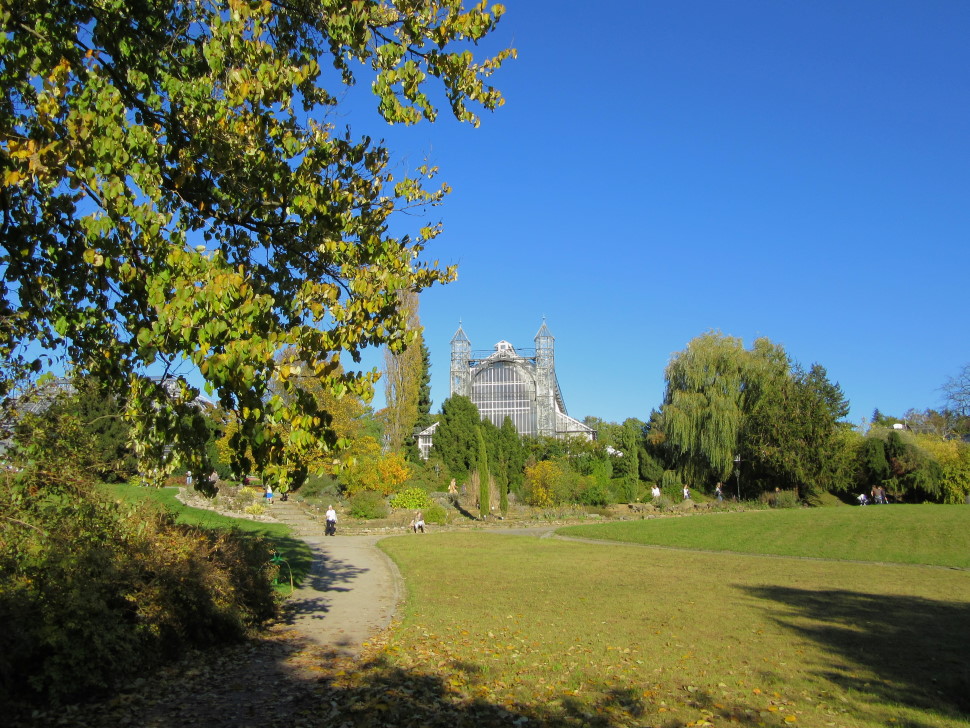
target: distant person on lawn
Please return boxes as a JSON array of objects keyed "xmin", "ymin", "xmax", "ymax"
[{"xmin": 412, "ymin": 511, "xmax": 425, "ymax": 534}]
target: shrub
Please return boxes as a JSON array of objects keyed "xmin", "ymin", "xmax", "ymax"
[
  {"xmin": 652, "ymin": 495, "xmax": 674, "ymax": 512},
  {"xmin": 296, "ymin": 472, "xmax": 341, "ymax": 505},
  {"xmin": 423, "ymin": 502, "xmax": 448, "ymax": 525},
  {"xmin": 608, "ymin": 476, "xmax": 640, "ymax": 504},
  {"xmin": 523, "ymin": 460, "xmax": 561, "ymax": 507},
  {"xmin": 389, "ymin": 487, "xmax": 432, "ymax": 510},
  {"xmin": 660, "ymin": 469, "xmax": 683, "ymax": 499},
  {"xmin": 343, "ymin": 450, "xmax": 412, "ymax": 496},
  {"xmin": 578, "ymin": 479, "xmax": 611, "ymax": 506},
  {"xmin": 0, "ymin": 469, "xmax": 277, "ymax": 710},
  {"xmin": 404, "ymin": 455, "xmax": 451, "ymax": 490},
  {"xmin": 348, "ymin": 491, "xmax": 388, "ymax": 519},
  {"xmin": 764, "ymin": 489, "xmax": 801, "ymax": 508}
]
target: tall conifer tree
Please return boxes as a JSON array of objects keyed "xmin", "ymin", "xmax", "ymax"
[
  {"xmin": 477, "ymin": 426, "xmax": 490, "ymax": 518},
  {"xmin": 432, "ymin": 395, "xmax": 480, "ymax": 484}
]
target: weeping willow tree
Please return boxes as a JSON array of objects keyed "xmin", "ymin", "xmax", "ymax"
[
  {"xmin": 661, "ymin": 332, "xmax": 792, "ymax": 488},
  {"xmin": 662, "ymin": 333, "xmax": 748, "ymax": 486}
]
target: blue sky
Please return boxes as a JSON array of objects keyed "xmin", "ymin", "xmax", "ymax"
[{"xmin": 353, "ymin": 0, "xmax": 970, "ymax": 427}]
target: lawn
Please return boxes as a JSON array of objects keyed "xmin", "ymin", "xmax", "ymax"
[
  {"xmin": 559, "ymin": 504, "xmax": 970, "ymax": 568},
  {"xmin": 98, "ymin": 483, "xmax": 312, "ymax": 588},
  {"xmin": 369, "ymin": 513, "xmax": 970, "ymax": 728}
]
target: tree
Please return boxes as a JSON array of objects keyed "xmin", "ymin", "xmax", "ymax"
[
  {"xmin": 44, "ymin": 374, "xmax": 136, "ymax": 481},
  {"xmin": 497, "ymin": 415, "xmax": 525, "ymax": 503},
  {"xmin": 266, "ymin": 346, "xmax": 373, "ymax": 488},
  {"xmin": 857, "ymin": 430, "xmax": 945, "ymax": 502},
  {"xmin": 1, "ymin": 1, "xmax": 514, "ymax": 488},
  {"xmin": 916, "ymin": 435, "xmax": 970, "ymax": 504},
  {"xmin": 661, "ymin": 332, "xmax": 852, "ymax": 500},
  {"xmin": 942, "ymin": 363, "xmax": 970, "ymax": 416},
  {"xmin": 407, "ymin": 337, "xmax": 435, "ymax": 462},
  {"xmin": 431, "ymin": 395, "xmax": 480, "ymax": 484},
  {"xmin": 660, "ymin": 332, "xmax": 749, "ymax": 487},
  {"xmin": 903, "ymin": 408, "xmax": 960, "ymax": 439},
  {"xmin": 741, "ymin": 363, "xmax": 853, "ymax": 501},
  {"xmin": 382, "ymin": 291, "xmax": 422, "ymax": 453},
  {"xmin": 476, "ymin": 426, "xmax": 489, "ymax": 518}
]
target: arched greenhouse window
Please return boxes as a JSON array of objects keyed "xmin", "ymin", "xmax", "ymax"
[{"xmin": 471, "ymin": 361, "xmax": 536, "ymax": 435}]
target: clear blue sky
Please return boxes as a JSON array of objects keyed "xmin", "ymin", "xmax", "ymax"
[{"xmin": 356, "ymin": 0, "xmax": 970, "ymax": 427}]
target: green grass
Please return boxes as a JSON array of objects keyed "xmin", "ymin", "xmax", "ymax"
[
  {"xmin": 558, "ymin": 504, "xmax": 970, "ymax": 567},
  {"xmin": 98, "ymin": 483, "xmax": 312, "ymax": 587},
  {"xmin": 375, "ymin": 522, "xmax": 970, "ymax": 728}
]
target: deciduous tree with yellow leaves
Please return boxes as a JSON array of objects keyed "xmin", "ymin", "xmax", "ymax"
[{"xmin": 0, "ymin": 0, "xmax": 514, "ymax": 488}]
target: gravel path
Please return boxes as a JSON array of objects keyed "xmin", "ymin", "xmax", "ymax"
[{"xmin": 279, "ymin": 532, "xmax": 405, "ymax": 656}]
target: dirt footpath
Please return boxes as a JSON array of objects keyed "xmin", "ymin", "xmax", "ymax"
[{"xmin": 281, "ymin": 533, "xmax": 405, "ymax": 656}]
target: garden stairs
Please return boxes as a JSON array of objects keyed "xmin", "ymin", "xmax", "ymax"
[{"xmin": 269, "ymin": 498, "xmax": 328, "ymax": 538}]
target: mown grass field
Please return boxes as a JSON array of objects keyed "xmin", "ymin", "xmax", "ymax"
[
  {"xmin": 559, "ymin": 504, "xmax": 970, "ymax": 568},
  {"xmin": 98, "ymin": 483, "xmax": 312, "ymax": 587},
  {"xmin": 376, "ymin": 509, "xmax": 970, "ymax": 728}
]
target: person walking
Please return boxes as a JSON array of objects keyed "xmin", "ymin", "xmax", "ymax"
[
  {"xmin": 265, "ymin": 484, "xmax": 273, "ymax": 504},
  {"xmin": 325, "ymin": 504, "xmax": 337, "ymax": 536},
  {"xmin": 715, "ymin": 482, "xmax": 724, "ymax": 501}
]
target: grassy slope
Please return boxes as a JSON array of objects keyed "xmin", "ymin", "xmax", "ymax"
[
  {"xmin": 558, "ymin": 505, "xmax": 970, "ymax": 567},
  {"xmin": 378, "ymin": 512, "xmax": 970, "ymax": 728},
  {"xmin": 98, "ymin": 483, "xmax": 312, "ymax": 586}
]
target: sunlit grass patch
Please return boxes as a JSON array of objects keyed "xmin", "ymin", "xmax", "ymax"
[
  {"xmin": 559, "ymin": 505, "xmax": 970, "ymax": 567},
  {"xmin": 376, "ymin": 532, "xmax": 970, "ymax": 728}
]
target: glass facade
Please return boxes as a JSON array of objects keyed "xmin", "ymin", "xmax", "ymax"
[{"xmin": 471, "ymin": 361, "xmax": 537, "ymax": 435}]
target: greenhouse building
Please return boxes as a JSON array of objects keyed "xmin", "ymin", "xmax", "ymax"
[{"xmin": 416, "ymin": 321, "xmax": 594, "ymax": 458}]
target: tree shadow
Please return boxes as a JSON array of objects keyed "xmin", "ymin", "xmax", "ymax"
[
  {"xmin": 279, "ymin": 546, "xmax": 369, "ymax": 622},
  {"xmin": 739, "ymin": 584, "xmax": 970, "ymax": 722},
  {"xmin": 17, "ymin": 627, "xmax": 781, "ymax": 728}
]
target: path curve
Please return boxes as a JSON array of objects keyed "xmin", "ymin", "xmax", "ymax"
[{"xmin": 280, "ymin": 533, "xmax": 405, "ymax": 657}]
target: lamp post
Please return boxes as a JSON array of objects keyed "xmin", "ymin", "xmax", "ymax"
[{"xmin": 733, "ymin": 454, "xmax": 741, "ymax": 501}]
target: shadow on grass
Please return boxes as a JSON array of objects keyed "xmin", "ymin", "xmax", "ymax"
[
  {"xmin": 32, "ymin": 628, "xmax": 782, "ymax": 728},
  {"xmin": 741, "ymin": 585, "xmax": 970, "ymax": 722},
  {"xmin": 262, "ymin": 532, "xmax": 313, "ymax": 586}
]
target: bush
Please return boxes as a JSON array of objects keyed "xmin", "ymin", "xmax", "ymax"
[
  {"xmin": 660, "ymin": 469, "xmax": 683, "ymax": 499},
  {"xmin": 608, "ymin": 476, "xmax": 641, "ymax": 504},
  {"xmin": 652, "ymin": 495, "xmax": 674, "ymax": 512},
  {"xmin": 763, "ymin": 489, "xmax": 801, "ymax": 508},
  {"xmin": 423, "ymin": 501, "xmax": 448, "ymax": 525},
  {"xmin": 0, "ymin": 468, "xmax": 278, "ymax": 710},
  {"xmin": 348, "ymin": 491, "xmax": 388, "ymax": 519},
  {"xmin": 578, "ymin": 479, "xmax": 611, "ymax": 506},
  {"xmin": 296, "ymin": 472, "xmax": 341, "ymax": 505},
  {"xmin": 389, "ymin": 487, "xmax": 432, "ymax": 510}
]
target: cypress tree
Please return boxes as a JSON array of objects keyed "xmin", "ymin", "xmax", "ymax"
[
  {"xmin": 477, "ymin": 427, "xmax": 490, "ymax": 519},
  {"xmin": 499, "ymin": 416, "xmax": 526, "ymax": 498}
]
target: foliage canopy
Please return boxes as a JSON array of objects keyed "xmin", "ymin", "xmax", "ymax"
[{"xmin": 1, "ymin": 0, "xmax": 513, "ymax": 486}]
